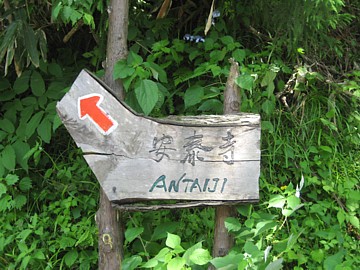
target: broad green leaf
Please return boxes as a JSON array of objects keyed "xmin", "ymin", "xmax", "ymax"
[
  {"xmin": 210, "ymin": 252, "xmax": 244, "ymax": 269},
  {"xmin": 184, "ymin": 85, "xmax": 204, "ymax": 109},
  {"xmin": 0, "ymin": 183, "xmax": 7, "ymax": 197},
  {"xmin": 125, "ymin": 227, "xmax": 144, "ymax": 243},
  {"xmin": 261, "ymin": 71, "xmax": 277, "ymax": 87},
  {"xmin": 2, "ymin": 145, "xmax": 16, "ymax": 170},
  {"xmin": 224, "ymin": 217, "xmax": 242, "ymax": 232},
  {"xmin": 26, "ymin": 111, "xmax": 44, "ymax": 138},
  {"xmin": 13, "ymin": 70, "xmax": 31, "ymax": 94},
  {"xmin": 0, "ymin": 78, "xmax": 11, "ymax": 91},
  {"xmin": 48, "ymin": 63, "xmax": 63, "ymax": 77},
  {"xmin": 59, "ymin": 237, "xmax": 76, "ymax": 249},
  {"xmin": 19, "ymin": 177, "xmax": 32, "ymax": 191},
  {"xmin": 348, "ymin": 215, "xmax": 359, "ymax": 229},
  {"xmin": 262, "ymin": 121, "xmax": 274, "ymax": 133},
  {"xmin": 31, "ymin": 71, "xmax": 46, "ymax": 96},
  {"xmin": 167, "ymin": 257, "xmax": 186, "ymax": 270},
  {"xmin": 23, "ymin": 24, "xmax": 39, "ymax": 67},
  {"xmin": 122, "ymin": 255, "xmax": 142, "ymax": 270},
  {"xmin": 128, "ymin": 51, "xmax": 143, "ymax": 66},
  {"xmin": 254, "ymin": 220, "xmax": 277, "ymax": 236},
  {"xmin": 311, "ymin": 249, "xmax": 325, "ymax": 263},
  {"xmin": 232, "ymin": 49, "xmax": 246, "ymax": 63},
  {"xmin": 14, "ymin": 194, "xmax": 26, "ymax": 209},
  {"xmin": 235, "ymin": 74, "xmax": 254, "ymax": 91},
  {"xmin": 33, "ymin": 250, "xmax": 45, "ymax": 260},
  {"xmin": 64, "ymin": 250, "xmax": 78, "ymax": 267},
  {"xmin": 113, "ymin": 60, "xmax": 135, "ymax": 79},
  {"xmin": 265, "ymin": 258, "xmax": 283, "ymax": 270},
  {"xmin": 0, "ymin": 119, "xmax": 15, "ymax": 133},
  {"xmin": 13, "ymin": 140, "xmax": 30, "ymax": 171},
  {"xmin": 135, "ymin": 79, "xmax": 159, "ymax": 115},
  {"xmin": 52, "ymin": 2, "xmax": 62, "ymax": 19},
  {"xmin": 142, "ymin": 258, "xmax": 158, "ymax": 268},
  {"xmin": 183, "ymin": 242, "xmax": 202, "ymax": 265},
  {"xmin": 166, "ymin": 233, "xmax": 181, "ymax": 249},
  {"xmin": 155, "ymin": 247, "xmax": 171, "ymax": 260},
  {"xmin": 37, "ymin": 118, "xmax": 52, "ymax": 143},
  {"xmin": 262, "ymin": 99, "xmax": 275, "ymax": 115},
  {"xmin": 189, "ymin": 248, "xmax": 212, "ymax": 265},
  {"xmin": 151, "ymin": 222, "xmax": 179, "ymax": 241},
  {"xmin": 323, "ymin": 250, "xmax": 344, "ymax": 270},
  {"xmin": 287, "ymin": 195, "xmax": 301, "ymax": 210},
  {"xmin": 268, "ymin": 195, "xmax": 286, "ymax": 209},
  {"xmin": 5, "ymin": 174, "xmax": 19, "ymax": 186},
  {"xmin": 198, "ymin": 99, "xmax": 223, "ymax": 114}
]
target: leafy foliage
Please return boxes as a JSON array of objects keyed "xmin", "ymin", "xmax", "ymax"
[{"xmin": 0, "ymin": 0, "xmax": 359, "ymax": 269}]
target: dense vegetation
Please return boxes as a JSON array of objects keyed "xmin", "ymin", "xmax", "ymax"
[{"xmin": 0, "ymin": 0, "xmax": 359, "ymax": 269}]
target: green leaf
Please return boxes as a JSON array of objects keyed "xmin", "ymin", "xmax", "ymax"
[
  {"xmin": 0, "ymin": 183, "xmax": 7, "ymax": 197},
  {"xmin": 166, "ymin": 233, "xmax": 181, "ymax": 249},
  {"xmin": 142, "ymin": 258, "xmax": 158, "ymax": 268},
  {"xmin": 0, "ymin": 119, "xmax": 15, "ymax": 133},
  {"xmin": 24, "ymin": 24, "xmax": 39, "ymax": 67},
  {"xmin": 198, "ymin": 99, "xmax": 223, "ymax": 114},
  {"xmin": 128, "ymin": 51, "xmax": 143, "ymax": 66},
  {"xmin": 125, "ymin": 227, "xmax": 144, "ymax": 243},
  {"xmin": 268, "ymin": 195, "xmax": 286, "ymax": 208},
  {"xmin": 48, "ymin": 63, "xmax": 63, "ymax": 77},
  {"xmin": 13, "ymin": 70, "xmax": 31, "ymax": 94},
  {"xmin": 59, "ymin": 237, "xmax": 76, "ymax": 249},
  {"xmin": 2, "ymin": 145, "xmax": 16, "ymax": 170},
  {"xmin": 262, "ymin": 121, "xmax": 274, "ymax": 133},
  {"xmin": 262, "ymin": 99, "xmax": 275, "ymax": 115},
  {"xmin": 232, "ymin": 49, "xmax": 246, "ymax": 63},
  {"xmin": 189, "ymin": 248, "xmax": 212, "ymax": 265},
  {"xmin": 26, "ymin": 111, "xmax": 44, "ymax": 138},
  {"xmin": 64, "ymin": 250, "xmax": 78, "ymax": 267},
  {"xmin": 235, "ymin": 74, "xmax": 254, "ymax": 91},
  {"xmin": 31, "ymin": 71, "xmax": 46, "ymax": 97},
  {"xmin": 265, "ymin": 258, "xmax": 283, "ymax": 270},
  {"xmin": 19, "ymin": 177, "xmax": 32, "ymax": 191},
  {"xmin": 113, "ymin": 60, "xmax": 135, "ymax": 79},
  {"xmin": 5, "ymin": 174, "xmax": 19, "ymax": 186},
  {"xmin": 311, "ymin": 249, "xmax": 325, "ymax": 263},
  {"xmin": 75, "ymin": 230, "xmax": 90, "ymax": 246},
  {"xmin": 168, "ymin": 257, "xmax": 186, "ymax": 270},
  {"xmin": 33, "ymin": 250, "xmax": 45, "ymax": 260},
  {"xmin": 323, "ymin": 250, "xmax": 344, "ymax": 270},
  {"xmin": 184, "ymin": 85, "xmax": 204, "ymax": 109},
  {"xmin": 14, "ymin": 194, "xmax": 26, "ymax": 209},
  {"xmin": 135, "ymin": 79, "xmax": 159, "ymax": 115},
  {"xmin": 13, "ymin": 140, "xmax": 30, "ymax": 171},
  {"xmin": 37, "ymin": 118, "xmax": 52, "ymax": 143},
  {"xmin": 122, "ymin": 255, "xmax": 142, "ymax": 270},
  {"xmin": 210, "ymin": 252, "xmax": 244, "ymax": 269},
  {"xmin": 225, "ymin": 217, "xmax": 242, "ymax": 232},
  {"xmin": 183, "ymin": 242, "xmax": 202, "ymax": 265},
  {"xmin": 254, "ymin": 220, "xmax": 277, "ymax": 236},
  {"xmin": 348, "ymin": 215, "xmax": 359, "ymax": 229},
  {"xmin": 52, "ymin": 2, "xmax": 62, "ymax": 19},
  {"xmin": 261, "ymin": 71, "xmax": 277, "ymax": 87}
]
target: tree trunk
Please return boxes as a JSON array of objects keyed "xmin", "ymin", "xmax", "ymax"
[
  {"xmin": 96, "ymin": 0, "xmax": 128, "ymax": 269},
  {"xmin": 211, "ymin": 58, "xmax": 240, "ymax": 264}
]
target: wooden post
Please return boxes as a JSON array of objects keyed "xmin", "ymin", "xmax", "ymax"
[
  {"xmin": 211, "ymin": 58, "xmax": 241, "ymax": 261},
  {"xmin": 97, "ymin": 0, "xmax": 128, "ymax": 269}
]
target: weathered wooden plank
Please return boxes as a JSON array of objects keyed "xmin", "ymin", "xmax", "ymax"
[{"xmin": 56, "ymin": 69, "xmax": 261, "ymax": 204}]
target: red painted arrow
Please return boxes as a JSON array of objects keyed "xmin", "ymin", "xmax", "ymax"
[{"xmin": 78, "ymin": 94, "xmax": 118, "ymax": 135}]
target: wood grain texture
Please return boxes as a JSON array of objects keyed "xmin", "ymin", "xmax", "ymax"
[
  {"xmin": 57, "ymin": 70, "xmax": 261, "ymax": 204},
  {"xmin": 211, "ymin": 58, "xmax": 242, "ymax": 263}
]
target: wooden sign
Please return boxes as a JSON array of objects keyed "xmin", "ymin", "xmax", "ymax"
[{"xmin": 56, "ymin": 70, "xmax": 261, "ymax": 205}]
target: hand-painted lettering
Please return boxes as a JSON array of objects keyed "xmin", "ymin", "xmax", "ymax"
[{"xmin": 149, "ymin": 173, "xmax": 228, "ymax": 193}]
